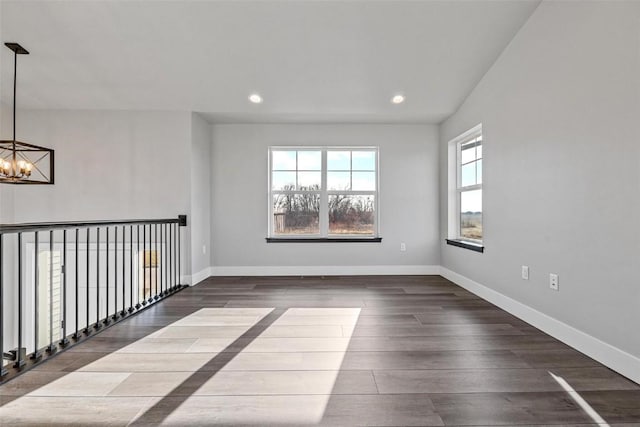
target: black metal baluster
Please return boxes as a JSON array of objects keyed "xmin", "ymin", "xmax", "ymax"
[
  {"xmin": 46, "ymin": 230, "xmax": 56, "ymax": 354},
  {"xmin": 177, "ymin": 222, "xmax": 181, "ymax": 287},
  {"xmin": 150, "ymin": 224, "xmax": 154, "ymax": 300},
  {"xmin": 94, "ymin": 228, "xmax": 101, "ymax": 330},
  {"xmin": 173, "ymin": 223, "xmax": 177, "ymax": 290},
  {"xmin": 15, "ymin": 232, "xmax": 25, "ymax": 368},
  {"xmin": 142, "ymin": 224, "xmax": 147, "ymax": 306},
  {"xmin": 158, "ymin": 224, "xmax": 162, "ymax": 297},
  {"xmin": 73, "ymin": 228, "xmax": 80, "ymax": 340},
  {"xmin": 32, "ymin": 231, "xmax": 42, "ymax": 361},
  {"xmin": 166, "ymin": 223, "xmax": 170, "ymax": 294},
  {"xmin": 174, "ymin": 222, "xmax": 178, "ymax": 291},
  {"xmin": 154, "ymin": 224, "xmax": 159, "ymax": 300},
  {"xmin": 174, "ymin": 222, "xmax": 178, "ymax": 290},
  {"xmin": 168, "ymin": 223, "xmax": 172, "ymax": 293},
  {"xmin": 104, "ymin": 227, "xmax": 110, "ymax": 326},
  {"xmin": 121, "ymin": 226, "xmax": 126, "ymax": 317},
  {"xmin": 136, "ymin": 225, "xmax": 141, "ymax": 309},
  {"xmin": 112, "ymin": 227, "xmax": 118, "ymax": 321},
  {"xmin": 84, "ymin": 228, "xmax": 90, "ymax": 335},
  {"xmin": 148, "ymin": 224, "xmax": 154, "ymax": 304},
  {"xmin": 60, "ymin": 230, "xmax": 69, "ymax": 346},
  {"xmin": 161, "ymin": 224, "xmax": 165, "ymax": 297},
  {"xmin": 0, "ymin": 235, "xmax": 7, "ymax": 377},
  {"xmin": 129, "ymin": 225, "xmax": 134, "ymax": 313}
]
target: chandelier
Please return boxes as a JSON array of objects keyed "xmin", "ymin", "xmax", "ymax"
[{"xmin": 0, "ymin": 43, "xmax": 54, "ymax": 184}]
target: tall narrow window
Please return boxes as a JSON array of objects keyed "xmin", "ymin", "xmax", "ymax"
[
  {"xmin": 458, "ymin": 134, "xmax": 482, "ymax": 241},
  {"xmin": 448, "ymin": 125, "xmax": 483, "ymax": 249},
  {"xmin": 269, "ymin": 147, "xmax": 379, "ymax": 239}
]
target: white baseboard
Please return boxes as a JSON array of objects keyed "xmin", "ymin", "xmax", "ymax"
[
  {"xmin": 439, "ymin": 267, "xmax": 640, "ymax": 385},
  {"xmin": 210, "ymin": 265, "xmax": 440, "ymax": 276},
  {"xmin": 187, "ymin": 267, "xmax": 212, "ymax": 286}
]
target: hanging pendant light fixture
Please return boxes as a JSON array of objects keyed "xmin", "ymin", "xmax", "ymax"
[{"xmin": 0, "ymin": 42, "xmax": 54, "ymax": 184}]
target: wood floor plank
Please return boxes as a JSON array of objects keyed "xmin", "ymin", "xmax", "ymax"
[
  {"xmin": 373, "ymin": 367, "xmax": 639, "ymax": 394},
  {"xmin": 429, "ymin": 391, "xmax": 597, "ymax": 425},
  {"xmin": 1, "ymin": 274, "xmax": 637, "ymax": 426},
  {"xmin": 350, "ymin": 323, "xmax": 528, "ymax": 337},
  {"xmin": 341, "ymin": 350, "xmax": 533, "ymax": 370}
]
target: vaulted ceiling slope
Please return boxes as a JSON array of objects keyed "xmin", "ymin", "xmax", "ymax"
[{"xmin": 0, "ymin": 0, "xmax": 539, "ymax": 124}]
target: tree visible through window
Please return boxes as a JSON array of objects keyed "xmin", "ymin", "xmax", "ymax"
[{"xmin": 269, "ymin": 147, "xmax": 378, "ymax": 238}]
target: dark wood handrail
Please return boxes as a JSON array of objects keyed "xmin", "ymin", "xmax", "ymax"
[{"xmin": 0, "ymin": 215, "xmax": 187, "ymax": 234}]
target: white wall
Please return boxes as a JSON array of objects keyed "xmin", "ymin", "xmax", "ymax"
[
  {"xmin": 439, "ymin": 1, "xmax": 640, "ymax": 376},
  {"xmin": 189, "ymin": 113, "xmax": 212, "ymax": 282},
  {"xmin": 211, "ymin": 123, "xmax": 440, "ymax": 275},
  {"xmin": 3, "ymin": 109, "xmax": 191, "ymax": 222}
]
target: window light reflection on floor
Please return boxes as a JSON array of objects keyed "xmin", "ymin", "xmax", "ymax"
[{"xmin": 548, "ymin": 371, "xmax": 610, "ymax": 426}]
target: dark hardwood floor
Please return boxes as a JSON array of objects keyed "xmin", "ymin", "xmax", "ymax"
[{"xmin": 0, "ymin": 275, "xmax": 638, "ymax": 426}]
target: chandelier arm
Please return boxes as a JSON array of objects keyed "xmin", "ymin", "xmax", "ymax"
[
  {"xmin": 29, "ymin": 152, "xmax": 49, "ymax": 165},
  {"xmin": 28, "ymin": 160, "xmax": 48, "ymax": 181}
]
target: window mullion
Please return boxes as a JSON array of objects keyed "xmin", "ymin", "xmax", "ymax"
[{"xmin": 319, "ymin": 149, "xmax": 328, "ymax": 237}]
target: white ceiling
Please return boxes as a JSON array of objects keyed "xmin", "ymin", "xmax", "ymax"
[{"xmin": 0, "ymin": 0, "xmax": 540, "ymax": 124}]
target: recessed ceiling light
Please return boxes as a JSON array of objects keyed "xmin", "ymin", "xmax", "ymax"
[
  {"xmin": 391, "ymin": 94, "xmax": 405, "ymax": 104},
  {"xmin": 249, "ymin": 93, "xmax": 263, "ymax": 104}
]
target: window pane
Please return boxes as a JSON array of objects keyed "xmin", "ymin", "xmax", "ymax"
[
  {"xmin": 272, "ymin": 171, "xmax": 296, "ymax": 190},
  {"xmin": 327, "ymin": 171, "xmax": 351, "ymax": 191},
  {"xmin": 476, "ymin": 144, "xmax": 482, "ymax": 159},
  {"xmin": 329, "ymin": 195, "xmax": 375, "ymax": 235},
  {"xmin": 476, "ymin": 159, "xmax": 482, "ymax": 184},
  {"xmin": 273, "ymin": 193, "xmax": 320, "ymax": 235},
  {"xmin": 460, "ymin": 162, "xmax": 477, "ymax": 187},
  {"xmin": 460, "ymin": 189, "xmax": 482, "ymax": 240},
  {"xmin": 352, "ymin": 151, "xmax": 376, "ymax": 170},
  {"xmin": 460, "ymin": 141, "xmax": 477, "ymax": 164},
  {"xmin": 272, "ymin": 151, "xmax": 296, "ymax": 170},
  {"xmin": 327, "ymin": 151, "xmax": 350, "ymax": 170},
  {"xmin": 298, "ymin": 171, "xmax": 321, "ymax": 190},
  {"xmin": 352, "ymin": 172, "xmax": 376, "ymax": 191},
  {"xmin": 298, "ymin": 151, "xmax": 321, "ymax": 170}
]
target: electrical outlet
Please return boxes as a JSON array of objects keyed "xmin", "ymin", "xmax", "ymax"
[
  {"xmin": 549, "ymin": 273, "xmax": 559, "ymax": 291},
  {"xmin": 521, "ymin": 266, "xmax": 529, "ymax": 280},
  {"xmin": 202, "ymin": 245, "xmax": 207, "ymax": 255},
  {"xmin": 400, "ymin": 243, "xmax": 406, "ymax": 252}
]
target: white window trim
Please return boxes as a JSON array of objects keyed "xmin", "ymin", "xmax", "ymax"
[
  {"xmin": 448, "ymin": 124, "xmax": 483, "ymax": 245},
  {"xmin": 268, "ymin": 146, "xmax": 380, "ymax": 239}
]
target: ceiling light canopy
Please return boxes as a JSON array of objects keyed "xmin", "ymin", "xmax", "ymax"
[
  {"xmin": 391, "ymin": 94, "xmax": 405, "ymax": 104},
  {"xmin": 248, "ymin": 93, "xmax": 263, "ymax": 104}
]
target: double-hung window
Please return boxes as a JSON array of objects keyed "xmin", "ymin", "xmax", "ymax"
[
  {"xmin": 448, "ymin": 125, "xmax": 483, "ymax": 248},
  {"xmin": 269, "ymin": 147, "xmax": 379, "ymax": 239}
]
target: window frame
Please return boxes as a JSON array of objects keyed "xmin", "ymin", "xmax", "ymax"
[
  {"xmin": 448, "ymin": 124, "xmax": 483, "ymax": 248},
  {"xmin": 268, "ymin": 146, "xmax": 380, "ymax": 240}
]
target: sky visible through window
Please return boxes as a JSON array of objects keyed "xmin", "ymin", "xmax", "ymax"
[
  {"xmin": 272, "ymin": 150, "xmax": 376, "ymax": 191},
  {"xmin": 460, "ymin": 139, "xmax": 482, "ymax": 213},
  {"xmin": 461, "ymin": 189, "xmax": 482, "ymax": 213}
]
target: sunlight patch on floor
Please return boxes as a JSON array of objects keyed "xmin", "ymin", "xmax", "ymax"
[
  {"xmin": 0, "ymin": 308, "xmax": 274, "ymax": 424},
  {"xmin": 160, "ymin": 307, "xmax": 362, "ymax": 425},
  {"xmin": 0, "ymin": 307, "xmax": 362, "ymax": 426}
]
